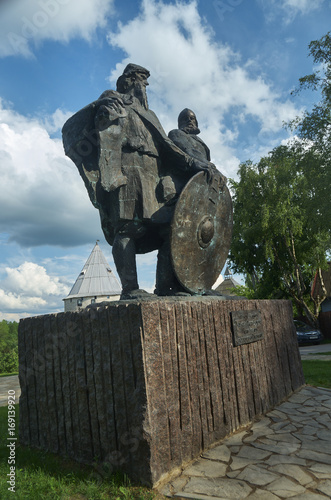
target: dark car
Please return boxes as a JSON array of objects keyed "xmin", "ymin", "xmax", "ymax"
[{"xmin": 294, "ymin": 320, "xmax": 324, "ymax": 345}]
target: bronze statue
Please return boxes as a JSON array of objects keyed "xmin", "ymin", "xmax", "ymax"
[{"xmin": 62, "ymin": 64, "xmax": 232, "ymax": 298}]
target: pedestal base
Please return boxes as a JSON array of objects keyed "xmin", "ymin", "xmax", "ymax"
[{"xmin": 18, "ymin": 298, "xmax": 304, "ymax": 486}]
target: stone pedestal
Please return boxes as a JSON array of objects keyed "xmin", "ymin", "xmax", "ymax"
[{"xmin": 18, "ymin": 298, "xmax": 304, "ymax": 486}]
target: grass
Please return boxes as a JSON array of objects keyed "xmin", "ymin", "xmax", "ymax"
[
  {"xmin": 0, "ymin": 372, "xmax": 18, "ymax": 377},
  {"xmin": 0, "ymin": 406, "xmax": 162, "ymax": 500},
  {"xmin": 302, "ymin": 360, "xmax": 331, "ymax": 389}
]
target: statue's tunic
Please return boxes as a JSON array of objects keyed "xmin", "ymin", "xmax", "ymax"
[
  {"xmin": 97, "ymin": 102, "xmax": 161, "ymax": 224},
  {"xmin": 168, "ymin": 128, "xmax": 211, "ymax": 164}
]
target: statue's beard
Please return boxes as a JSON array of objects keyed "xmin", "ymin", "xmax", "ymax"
[
  {"xmin": 182, "ymin": 125, "xmax": 200, "ymax": 135},
  {"xmin": 134, "ymin": 84, "xmax": 148, "ymax": 109}
]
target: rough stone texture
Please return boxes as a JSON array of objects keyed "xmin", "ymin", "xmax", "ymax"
[{"xmin": 18, "ymin": 297, "xmax": 304, "ymax": 486}]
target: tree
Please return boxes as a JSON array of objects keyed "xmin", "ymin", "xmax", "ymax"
[
  {"xmin": 0, "ymin": 320, "xmax": 19, "ymax": 374},
  {"xmin": 229, "ymin": 145, "xmax": 330, "ymax": 327},
  {"xmin": 287, "ymin": 31, "xmax": 331, "ymax": 236},
  {"xmin": 289, "ymin": 31, "xmax": 331, "ymax": 157}
]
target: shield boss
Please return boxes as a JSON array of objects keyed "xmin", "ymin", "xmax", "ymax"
[{"xmin": 170, "ymin": 171, "xmax": 233, "ymax": 293}]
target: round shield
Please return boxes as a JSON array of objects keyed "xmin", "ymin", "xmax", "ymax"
[{"xmin": 170, "ymin": 171, "xmax": 233, "ymax": 294}]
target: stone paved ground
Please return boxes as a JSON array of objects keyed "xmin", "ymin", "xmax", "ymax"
[{"xmin": 158, "ymin": 386, "xmax": 331, "ymax": 500}]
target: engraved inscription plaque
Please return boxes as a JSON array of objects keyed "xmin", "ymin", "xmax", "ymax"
[{"xmin": 231, "ymin": 310, "xmax": 264, "ymax": 346}]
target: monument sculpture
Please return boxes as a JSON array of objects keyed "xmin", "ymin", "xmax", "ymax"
[{"xmin": 62, "ymin": 63, "xmax": 232, "ymax": 298}]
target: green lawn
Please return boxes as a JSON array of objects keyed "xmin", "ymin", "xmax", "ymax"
[
  {"xmin": 0, "ymin": 407, "xmax": 161, "ymax": 500},
  {"xmin": 301, "ymin": 360, "xmax": 331, "ymax": 389}
]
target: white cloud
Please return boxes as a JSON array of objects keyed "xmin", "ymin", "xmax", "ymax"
[
  {"xmin": 0, "ymin": 261, "xmax": 70, "ymax": 318},
  {"xmin": 0, "ymin": 288, "xmax": 46, "ymax": 310},
  {"xmin": 42, "ymin": 108, "xmax": 74, "ymax": 135},
  {"xmin": 0, "ymin": 0, "xmax": 115, "ymax": 57},
  {"xmin": 0, "ymin": 99, "xmax": 102, "ymax": 248},
  {"xmin": 2, "ymin": 262, "xmax": 69, "ymax": 296},
  {"xmin": 280, "ymin": 0, "xmax": 325, "ymax": 15},
  {"xmin": 263, "ymin": 0, "xmax": 326, "ymax": 23},
  {"xmin": 107, "ymin": 0, "xmax": 299, "ymax": 178}
]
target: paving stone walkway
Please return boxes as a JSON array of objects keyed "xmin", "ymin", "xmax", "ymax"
[{"xmin": 159, "ymin": 385, "xmax": 331, "ymax": 500}]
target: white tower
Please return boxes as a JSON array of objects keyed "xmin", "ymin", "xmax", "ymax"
[{"xmin": 63, "ymin": 242, "xmax": 121, "ymax": 312}]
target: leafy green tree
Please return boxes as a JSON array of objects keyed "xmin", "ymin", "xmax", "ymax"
[
  {"xmin": 229, "ymin": 145, "xmax": 330, "ymax": 327},
  {"xmin": 287, "ymin": 31, "xmax": 331, "ymax": 236},
  {"xmin": 289, "ymin": 31, "xmax": 331, "ymax": 155},
  {"xmin": 0, "ymin": 320, "xmax": 19, "ymax": 374}
]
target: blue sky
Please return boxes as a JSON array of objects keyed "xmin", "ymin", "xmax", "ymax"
[{"xmin": 0, "ymin": 0, "xmax": 329, "ymax": 321}]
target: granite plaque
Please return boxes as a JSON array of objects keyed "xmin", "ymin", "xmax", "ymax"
[{"xmin": 231, "ymin": 310, "xmax": 264, "ymax": 346}]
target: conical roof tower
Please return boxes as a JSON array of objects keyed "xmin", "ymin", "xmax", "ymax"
[
  {"xmin": 63, "ymin": 242, "xmax": 121, "ymax": 311},
  {"xmin": 215, "ymin": 265, "xmax": 240, "ymax": 296}
]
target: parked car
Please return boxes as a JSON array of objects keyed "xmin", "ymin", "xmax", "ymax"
[{"xmin": 294, "ymin": 320, "xmax": 324, "ymax": 345}]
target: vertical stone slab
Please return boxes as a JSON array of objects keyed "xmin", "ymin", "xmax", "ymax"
[
  {"xmin": 184, "ymin": 303, "xmax": 205, "ymax": 456},
  {"xmin": 232, "ymin": 341, "xmax": 250, "ymax": 425},
  {"xmin": 124, "ymin": 303, "xmax": 151, "ymax": 483},
  {"xmin": 101, "ymin": 307, "xmax": 118, "ymax": 461},
  {"xmin": 50, "ymin": 313, "xmax": 66, "ymax": 455},
  {"xmin": 158, "ymin": 301, "xmax": 183, "ymax": 466},
  {"xmin": 18, "ymin": 316, "xmax": 30, "ymax": 445},
  {"xmin": 140, "ymin": 301, "xmax": 172, "ymax": 483},
  {"xmin": 195, "ymin": 302, "xmax": 213, "ymax": 440},
  {"xmin": 203, "ymin": 302, "xmax": 225, "ymax": 439},
  {"xmin": 118, "ymin": 303, "xmax": 145, "ymax": 472},
  {"xmin": 101, "ymin": 306, "xmax": 118, "ymax": 458},
  {"xmin": 210, "ymin": 301, "xmax": 230, "ymax": 437},
  {"xmin": 29, "ymin": 316, "xmax": 41, "ymax": 448},
  {"xmin": 174, "ymin": 302, "xmax": 194, "ymax": 459},
  {"xmin": 107, "ymin": 304, "xmax": 132, "ymax": 469},
  {"xmin": 66, "ymin": 312, "xmax": 85, "ymax": 456},
  {"xmin": 81, "ymin": 307, "xmax": 100, "ymax": 460},
  {"xmin": 185, "ymin": 302, "xmax": 204, "ymax": 456},
  {"xmin": 221, "ymin": 300, "xmax": 240, "ymax": 434},
  {"xmin": 57, "ymin": 312, "xmax": 74, "ymax": 457},
  {"xmin": 93, "ymin": 306, "xmax": 109, "ymax": 461},
  {"xmin": 277, "ymin": 301, "xmax": 293, "ymax": 395},
  {"xmin": 43, "ymin": 314, "xmax": 58, "ymax": 453}
]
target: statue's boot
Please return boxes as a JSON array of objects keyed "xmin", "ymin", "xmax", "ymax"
[
  {"xmin": 112, "ymin": 234, "xmax": 139, "ymax": 297},
  {"xmin": 154, "ymin": 238, "xmax": 189, "ymax": 296},
  {"xmin": 120, "ymin": 289, "xmax": 155, "ymax": 300}
]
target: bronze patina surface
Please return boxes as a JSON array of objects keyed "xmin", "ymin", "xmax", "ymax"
[{"xmin": 171, "ymin": 171, "xmax": 233, "ymax": 293}]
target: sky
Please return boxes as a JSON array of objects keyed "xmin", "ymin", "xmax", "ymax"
[{"xmin": 0, "ymin": 0, "xmax": 329, "ymax": 322}]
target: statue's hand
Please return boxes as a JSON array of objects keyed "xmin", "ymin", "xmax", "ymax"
[
  {"xmin": 193, "ymin": 160, "xmax": 217, "ymax": 183},
  {"xmin": 98, "ymin": 96, "xmax": 125, "ymax": 114},
  {"xmin": 219, "ymin": 172, "xmax": 227, "ymax": 190},
  {"xmin": 95, "ymin": 97, "xmax": 127, "ymax": 130}
]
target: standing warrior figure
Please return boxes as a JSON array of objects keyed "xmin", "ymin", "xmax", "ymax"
[{"xmin": 168, "ymin": 109, "xmax": 232, "ymax": 295}]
